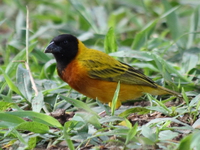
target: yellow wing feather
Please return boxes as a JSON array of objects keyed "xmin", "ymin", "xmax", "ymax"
[{"xmin": 78, "ymin": 48, "xmax": 157, "ymax": 88}]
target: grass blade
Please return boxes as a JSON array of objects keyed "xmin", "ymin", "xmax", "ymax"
[
  {"xmin": 0, "ymin": 68, "xmax": 21, "ymax": 96},
  {"xmin": 187, "ymin": 7, "xmax": 199, "ymax": 48},
  {"xmin": 0, "ymin": 112, "xmax": 25, "ymax": 128},
  {"xmin": 111, "ymin": 81, "xmax": 120, "ymax": 115},
  {"xmin": 59, "ymin": 95, "xmax": 99, "ymax": 118},
  {"xmin": 162, "ymin": 0, "xmax": 185, "ymax": 47},
  {"xmin": 64, "ymin": 121, "xmax": 76, "ymax": 150}
]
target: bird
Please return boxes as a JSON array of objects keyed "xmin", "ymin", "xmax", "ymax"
[{"xmin": 45, "ymin": 34, "xmax": 180, "ymax": 109}]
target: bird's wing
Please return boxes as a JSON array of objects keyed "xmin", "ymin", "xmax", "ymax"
[{"xmin": 81, "ymin": 58, "xmax": 157, "ymax": 88}]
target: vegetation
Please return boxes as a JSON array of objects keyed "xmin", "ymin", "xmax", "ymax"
[{"xmin": 0, "ymin": 0, "xmax": 200, "ymax": 149}]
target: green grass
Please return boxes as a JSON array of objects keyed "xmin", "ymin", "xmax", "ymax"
[{"xmin": 0, "ymin": 0, "xmax": 200, "ymax": 149}]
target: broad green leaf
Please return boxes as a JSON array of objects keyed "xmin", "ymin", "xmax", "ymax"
[
  {"xmin": 189, "ymin": 94, "xmax": 200, "ymax": 107},
  {"xmin": 27, "ymin": 136, "xmax": 37, "ymax": 150},
  {"xmin": 178, "ymin": 134, "xmax": 192, "ymax": 150},
  {"xmin": 191, "ymin": 131, "xmax": 200, "ymax": 150},
  {"xmin": 16, "ymin": 121, "xmax": 49, "ymax": 134},
  {"xmin": 159, "ymin": 130, "xmax": 178, "ymax": 140},
  {"xmin": 16, "ymin": 64, "xmax": 33, "ymax": 102},
  {"xmin": 104, "ymin": 27, "xmax": 118, "ymax": 53},
  {"xmin": 0, "ymin": 112, "xmax": 25, "ymax": 127},
  {"xmin": 31, "ymin": 92, "xmax": 44, "ymax": 113},
  {"xmin": 7, "ymin": 111, "xmax": 62, "ymax": 129},
  {"xmin": 182, "ymin": 51, "xmax": 199, "ymax": 73},
  {"xmin": 70, "ymin": 115, "xmax": 88, "ymax": 132},
  {"xmin": 75, "ymin": 113, "xmax": 101, "ymax": 129},
  {"xmin": 0, "ymin": 101, "xmax": 14, "ymax": 111},
  {"xmin": 125, "ymin": 123, "xmax": 138, "ymax": 145},
  {"xmin": 141, "ymin": 125, "xmax": 157, "ymax": 142},
  {"xmin": 178, "ymin": 131, "xmax": 200, "ymax": 150}
]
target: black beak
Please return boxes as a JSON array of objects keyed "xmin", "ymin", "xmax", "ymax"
[{"xmin": 45, "ymin": 42, "xmax": 62, "ymax": 53}]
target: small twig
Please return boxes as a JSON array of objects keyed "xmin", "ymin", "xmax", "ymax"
[
  {"xmin": 26, "ymin": 6, "xmax": 29, "ymax": 65},
  {"xmin": 25, "ymin": 6, "xmax": 38, "ymax": 97},
  {"xmin": 24, "ymin": 62, "xmax": 38, "ymax": 96}
]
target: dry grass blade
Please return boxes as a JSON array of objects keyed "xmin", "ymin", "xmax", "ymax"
[{"xmin": 25, "ymin": 6, "xmax": 38, "ymax": 97}]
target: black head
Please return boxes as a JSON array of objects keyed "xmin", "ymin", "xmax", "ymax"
[{"xmin": 45, "ymin": 34, "xmax": 78, "ymax": 71}]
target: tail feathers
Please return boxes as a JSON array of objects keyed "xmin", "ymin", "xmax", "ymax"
[{"xmin": 156, "ymin": 85, "xmax": 181, "ymax": 97}]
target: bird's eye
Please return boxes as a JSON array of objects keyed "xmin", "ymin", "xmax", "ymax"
[{"xmin": 63, "ymin": 41, "xmax": 68, "ymax": 44}]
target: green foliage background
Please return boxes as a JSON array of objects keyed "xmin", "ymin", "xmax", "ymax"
[{"xmin": 0, "ymin": 0, "xmax": 200, "ymax": 149}]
